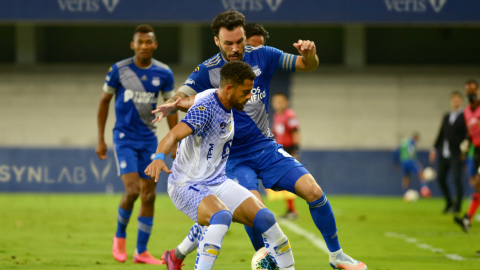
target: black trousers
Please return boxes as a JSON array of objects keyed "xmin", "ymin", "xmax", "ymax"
[{"xmin": 437, "ymin": 155, "xmax": 463, "ymax": 211}]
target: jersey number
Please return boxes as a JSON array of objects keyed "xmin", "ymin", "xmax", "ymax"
[{"xmin": 188, "ymin": 186, "xmax": 199, "ymax": 192}]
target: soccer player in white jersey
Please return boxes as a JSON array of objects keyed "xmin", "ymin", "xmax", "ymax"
[
  {"xmin": 153, "ymin": 11, "xmax": 368, "ymax": 270},
  {"xmin": 96, "ymin": 24, "xmax": 177, "ymax": 264},
  {"xmin": 145, "ymin": 61, "xmax": 296, "ymax": 270}
]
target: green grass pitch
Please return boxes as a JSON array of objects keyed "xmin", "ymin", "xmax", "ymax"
[{"xmin": 1, "ymin": 194, "xmax": 479, "ymax": 269}]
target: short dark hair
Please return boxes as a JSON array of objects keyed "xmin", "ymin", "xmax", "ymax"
[
  {"xmin": 466, "ymin": 79, "xmax": 479, "ymax": 86},
  {"xmin": 245, "ymin": 23, "xmax": 270, "ymax": 42},
  {"xmin": 211, "ymin": 10, "xmax": 245, "ymax": 37},
  {"xmin": 451, "ymin": 91, "xmax": 463, "ymax": 98},
  {"xmin": 134, "ymin": 24, "xmax": 155, "ymax": 39},
  {"xmin": 220, "ymin": 61, "xmax": 256, "ymax": 88}
]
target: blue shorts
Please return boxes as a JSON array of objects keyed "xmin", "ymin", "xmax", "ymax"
[
  {"xmin": 401, "ymin": 160, "xmax": 422, "ymax": 177},
  {"xmin": 226, "ymin": 143, "xmax": 307, "ymax": 192},
  {"xmin": 467, "ymin": 157, "xmax": 475, "ymax": 177},
  {"xmin": 113, "ymin": 139, "xmax": 157, "ymax": 179}
]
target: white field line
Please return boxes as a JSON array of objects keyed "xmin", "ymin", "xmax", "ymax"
[
  {"xmin": 272, "ymin": 212, "xmax": 330, "ymax": 254},
  {"xmin": 385, "ymin": 232, "xmax": 480, "ymax": 261}
]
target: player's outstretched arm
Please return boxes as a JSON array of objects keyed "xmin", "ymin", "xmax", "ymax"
[
  {"xmin": 144, "ymin": 122, "xmax": 193, "ymax": 182},
  {"xmin": 152, "ymin": 95, "xmax": 198, "ymax": 123},
  {"xmin": 96, "ymin": 92, "xmax": 113, "ymax": 160},
  {"xmin": 293, "ymin": 39, "xmax": 319, "ymax": 72},
  {"xmin": 151, "ymin": 97, "xmax": 182, "ymax": 123}
]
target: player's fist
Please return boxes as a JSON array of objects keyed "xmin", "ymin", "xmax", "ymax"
[
  {"xmin": 96, "ymin": 141, "xmax": 108, "ymax": 160},
  {"xmin": 293, "ymin": 39, "xmax": 316, "ymax": 58}
]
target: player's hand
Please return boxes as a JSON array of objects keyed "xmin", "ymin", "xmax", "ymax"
[
  {"xmin": 96, "ymin": 140, "xmax": 108, "ymax": 160},
  {"xmin": 144, "ymin": 159, "xmax": 172, "ymax": 182},
  {"xmin": 152, "ymin": 97, "xmax": 182, "ymax": 123},
  {"xmin": 293, "ymin": 40, "xmax": 316, "ymax": 59},
  {"xmin": 460, "ymin": 139, "xmax": 469, "ymax": 154}
]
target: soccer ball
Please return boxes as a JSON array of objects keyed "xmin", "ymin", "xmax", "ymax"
[
  {"xmin": 251, "ymin": 247, "xmax": 278, "ymax": 270},
  {"xmin": 403, "ymin": 189, "xmax": 419, "ymax": 203},
  {"xmin": 423, "ymin": 167, "xmax": 437, "ymax": 182}
]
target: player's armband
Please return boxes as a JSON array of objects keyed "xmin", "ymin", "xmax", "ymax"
[
  {"xmin": 103, "ymin": 83, "xmax": 116, "ymax": 94},
  {"xmin": 162, "ymin": 90, "xmax": 175, "ymax": 100},
  {"xmin": 278, "ymin": 53, "xmax": 297, "ymax": 72}
]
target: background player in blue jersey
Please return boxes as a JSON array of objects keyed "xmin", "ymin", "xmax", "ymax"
[
  {"xmin": 153, "ymin": 11, "xmax": 367, "ymax": 270},
  {"xmin": 146, "ymin": 61, "xmax": 296, "ymax": 270},
  {"xmin": 393, "ymin": 132, "xmax": 431, "ymax": 198},
  {"xmin": 95, "ymin": 24, "xmax": 177, "ymax": 265}
]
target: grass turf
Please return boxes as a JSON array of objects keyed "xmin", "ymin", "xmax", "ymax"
[{"xmin": 0, "ymin": 194, "xmax": 479, "ymax": 269}]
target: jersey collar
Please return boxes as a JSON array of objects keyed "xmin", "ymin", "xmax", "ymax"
[{"xmin": 213, "ymin": 92, "xmax": 230, "ymax": 113}]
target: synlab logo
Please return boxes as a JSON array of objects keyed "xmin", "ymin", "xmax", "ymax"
[
  {"xmin": 385, "ymin": 0, "xmax": 447, "ymax": 13},
  {"xmin": 221, "ymin": 0, "xmax": 283, "ymax": 12},
  {"xmin": 90, "ymin": 158, "xmax": 112, "ymax": 183},
  {"xmin": 57, "ymin": 0, "xmax": 120, "ymax": 13}
]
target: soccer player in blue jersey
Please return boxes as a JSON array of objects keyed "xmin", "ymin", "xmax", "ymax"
[
  {"xmin": 145, "ymin": 61, "xmax": 296, "ymax": 270},
  {"xmin": 153, "ymin": 11, "xmax": 367, "ymax": 270},
  {"xmin": 96, "ymin": 24, "xmax": 177, "ymax": 264}
]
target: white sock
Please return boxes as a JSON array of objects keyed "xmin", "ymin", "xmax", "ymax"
[
  {"xmin": 329, "ymin": 248, "xmax": 342, "ymax": 261},
  {"xmin": 178, "ymin": 223, "xmax": 205, "ymax": 257},
  {"xmin": 196, "ymin": 224, "xmax": 228, "ymax": 270},
  {"xmin": 262, "ymin": 223, "xmax": 295, "ymax": 268}
]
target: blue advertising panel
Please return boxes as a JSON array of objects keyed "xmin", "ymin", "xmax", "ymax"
[
  {"xmin": 0, "ymin": 0, "xmax": 479, "ymax": 23},
  {"xmin": 1, "ymin": 147, "xmax": 466, "ymax": 196},
  {"xmin": 0, "ymin": 147, "xmax": 172, "ymax": 193}
]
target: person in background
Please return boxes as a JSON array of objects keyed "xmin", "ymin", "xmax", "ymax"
[
  {"xmin": 455, "ymin": 80, "xmax": 480, "ymax": 233},
  {"xmin": 96, "ymin": 24, "xmax": 177, "ymax": 264},
  {"xmin": 429, "ymin": 91, "xmax": 467, "ymax": 214},
  {"xmin": 271, "ymin": 93, "xmax": 301, "ymax": 219},
  {"xmin": 394, "ymin": 132, "xmax": 432, "ymax": 197}
]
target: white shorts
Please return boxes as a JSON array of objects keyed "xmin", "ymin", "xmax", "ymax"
[{"xmin": 168, "ymin": 179, "xmax": 254, "ymax": 222}]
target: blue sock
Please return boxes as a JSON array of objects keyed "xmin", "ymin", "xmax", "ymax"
[
  {"xmin": 136, "ymin": 216, "xmax": 153, "ymax": 254},
  {"xmin": 253, "ymin": 208, "xmax": 276, "ymax": 233},
  {"xmin": 115, "ymin": 207, "xmax": 132, "ymax": 238},
  {"xmin": 308, "ymin": 193, "xmax": 341, "ymax": 252},
  {"xmin": 210, "ymin": 210, "xmax": 233, "ymax": 226},
  {"xmin": 244, "ymin": 225, "xmax": 265, "ymax": 251}
]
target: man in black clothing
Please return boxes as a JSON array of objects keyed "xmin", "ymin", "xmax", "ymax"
[{"xmin": 430, "ymin": 91, "xmax": 467, "ymax": 213}]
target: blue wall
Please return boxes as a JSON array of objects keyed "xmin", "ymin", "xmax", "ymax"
[{"xmin": 0, "ymin": 147, "xmax": 470, "ymax": 196}]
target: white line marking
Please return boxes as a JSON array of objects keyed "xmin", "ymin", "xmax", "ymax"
[
  {"xmin": 385, "ymin": 232, "xmax": 480, "ymax": 261},
  {"xmin": 272, "ymin": 212, "xmax": 329, "ymax": 254}
]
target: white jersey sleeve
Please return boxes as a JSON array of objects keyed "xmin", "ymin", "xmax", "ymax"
[{"xmin": 194, "ymin": 88, "xmax": 217, "ymax": 103}]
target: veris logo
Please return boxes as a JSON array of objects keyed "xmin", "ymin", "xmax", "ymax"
[
  {"xmin": 385, "ymin": 0, "xmax": 447, "ymax": 13},
  {"xmin": 221, "ymin": 0, "xmax": 283, "ymax": 12},
  {"xmin": 57, "ymin": 0, "xmax": 120, "ymax": 13}
]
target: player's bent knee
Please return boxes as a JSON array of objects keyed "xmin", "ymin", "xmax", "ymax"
[
  {"xmin": 210, "ymin": 210, "xmax": 233, "ymax": 227},
  {"xmin": 253, "ymin": 208, "xmax": 276, "ymax": 232},
  {"xmin": 124, "ymin": 187, "xmax": 140, "ymax": 201},
  {"xmin": 140, "ymin": 191, "xmax": 156, "ymax": 205},
  {"xmin": 295, "ymin": 175, "xmax": 323, "ymax": 203}
]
